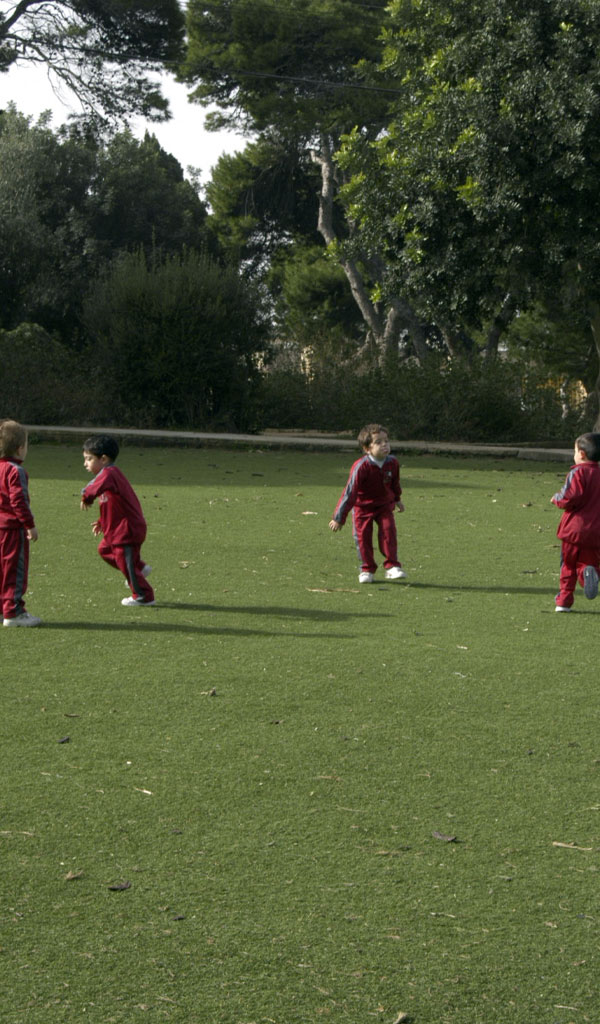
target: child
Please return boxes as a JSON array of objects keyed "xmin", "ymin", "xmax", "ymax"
[
  {"xmin": 80, "ymin": 435, "xmax": 155, "ymax": 606},
  {"xmin": 329, "ymin": 423, "xmax": 406, "ymax": 583},
  {"xmin": 551, "ymin": 431, "xmax": 600, "ymax": 611},
  {"xmin": 0, "ymin": 420, "xmax": 41, "ymax": 626}
]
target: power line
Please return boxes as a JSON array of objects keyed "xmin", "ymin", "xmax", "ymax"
[{"xmin": 224, "ymin": 67, "xmax": 402, "ymax": 95}]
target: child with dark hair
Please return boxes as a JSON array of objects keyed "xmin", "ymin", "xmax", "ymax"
[
  {"xmin": 80, "ymin": 435, "xmax": 155, "ymax": 607},
  {"xmin": 329, "ymin": 423, "xmax": 406, "ymax": 583},
  {"xmin": 0, "ymin": 419, "xmax": 41, "ymax": 626},
  {"xmin": 551, "ymin": 431, "xmax": 600, "ymax": 611}
]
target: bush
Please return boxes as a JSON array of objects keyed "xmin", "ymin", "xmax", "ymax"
[
  {"xmin": 0, "ymin": 323, "xmax": 105, "ymax": 424},
  {"xmin": 258, "ymin": 354, "xmax": 588, "ymax": 443},
  {"xmin": 83, "ymin": 250, "xmax": 268, "ymax": 431}
]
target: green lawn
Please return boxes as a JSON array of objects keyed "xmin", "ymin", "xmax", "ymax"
[{"xmin": 2, "ymin": 443, "xmax": 598, "ymax": 1024}]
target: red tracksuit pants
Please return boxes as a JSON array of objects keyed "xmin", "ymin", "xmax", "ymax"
[
  {"xmin": 0, "ymin": 527, "xmax": 29, "ymax": 619},
  {"xmin": 556, "ymin": 540, "xmax": 600, "ymax": 608},
  {"xmin": 352, "ymin": 506, "xmax": 400, "ymax": 574},
  {"xmin": 98, "ymin": 538, "xmax": 154, "ymax": 602}
]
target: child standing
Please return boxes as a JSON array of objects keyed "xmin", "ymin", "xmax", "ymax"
[
  {"xmin": 329, "ymin": 423, "xmax": 406, "ymax": 583},
  {"xmin": 551, "ymin": 431, "xmax": 600, "ymax": 612},
  {"xmin": 80, "ymin": 435, "xmax": 155, "ymax": 607},
  {"xmin": 0, "ymin": 420, "xmax": 41, "ymax": 627}
]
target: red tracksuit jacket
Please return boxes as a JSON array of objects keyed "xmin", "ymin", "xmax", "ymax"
[
  {"xmin": 332, "ymin": 454, "xmax": 401, "ymax": 525},
  {"xmin": 551, "ymin": 460, "xmax": 600, "ymax": 546},
  {"xmin": 0, "ymin": 458, "xmax": 35, "ymax": 531},
  {"xmin": 81, "ymin": 463, "xmax": 147, "ymax": 546}
]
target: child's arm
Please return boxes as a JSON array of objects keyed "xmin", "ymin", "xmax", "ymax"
[
  {"xmin": 6, "ymin": 464, "xmax": 36, "ymax": 531},
  {"xmin": 330, "ymin": 461, "xmax": 361, "ymax": 530},
  {"xmin": 551, "ymin": 467, "xmax": 584, "ymax": 510}
]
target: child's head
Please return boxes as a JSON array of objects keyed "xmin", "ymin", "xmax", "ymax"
[
  {"xmin": 574, "ymin": 432, "xmax": 600, "ymax": 463},
  {"xmin": 0, "ymin": 419, "xmax": 28, "ymax": 459},
  {"xmin": 354, "ymin": 425, "xmax": 387, "ymax": 454},
  {"xmin": 82, "ymin": 435, "xmax": 119, "ymax": 462}
]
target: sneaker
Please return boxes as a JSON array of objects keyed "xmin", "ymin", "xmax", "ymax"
[
  {"xmin": 124, "ymin": 564, "xmax": 152, "ymax": 586},
  {"xmin": 584, "ymin": 565, "xmax": 599, "ymax": 600},
  {"xmin": 358, "ymin": 571, "xmax": 374, "ymax": 583},
  {"xmin": 121, "ymin": 596, "xmax": 156, "ymax": 607},
  {"xmin": 385, "ymin": 566, "xmax": 407, "ymax": 580},
  {"xmin": 555, "ymin": 605, "xmax": 571, "ymax": 613},
  {"xmin": 3, "ymin": 611, "xmax": 42, "ymax": 627}
]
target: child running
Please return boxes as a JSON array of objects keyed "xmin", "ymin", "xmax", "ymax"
[
  {"xmin": 80, "ymin": 434, "xmax": 155, "ymax": 606},
  {"xmin": 551, "ymin": 431, "xmax": 600, "ymax": 612},
  {"xmin": 329, "ymin": 423, "xmax": 406, "ymax": 583},
  {"xmin": 0, "ymin": 419, "xmax": 41, "ymax": 626}
]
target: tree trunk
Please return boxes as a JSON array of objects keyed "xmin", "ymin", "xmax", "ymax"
[
  {"xmin": 485, "ymin": 292, "xmax": 517, "ymax": 358},
  {"xmin": 588, "ymin": 302, "xmax": 600, "ymax": 430},
  {"xmin": 310, "ymin": 135, "xmax": 429, "ymax": 364}
]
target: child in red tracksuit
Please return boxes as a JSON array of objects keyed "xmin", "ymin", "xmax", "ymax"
[
  {"xmin": 551, "ymin": 431, "xmax": 600, "ymax": 612},
  {"xmin": 80, "ymin": 435, "xmax": 155, "ymax": 607},
  {"xmin": 0, "ymin": 420, "xmax": 41, "ymax": 627},
  {"xmin": 329, "ymin": 423, "xmax": 406, "ymax": 583}
]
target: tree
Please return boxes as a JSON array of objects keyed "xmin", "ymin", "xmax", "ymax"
[
  {"xmin": 0, "ymin": 107, "xmax": 217, "ymax": 338},
  {"xmin": 88, "ymin": 130, "xmax": 217, "ymax": 260},
  {"xmin": 339, "ymin": 0, "xmax": 600, "ymax": 383},
  {"xmin": 0, "ymin": 0, "xmax": 184, "ymax": 123},
  {"xmin": 182, "ymin": 0, "xmax": 433, "ymax": 362}
]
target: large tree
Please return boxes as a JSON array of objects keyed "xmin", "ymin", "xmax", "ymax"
[
  {"xmin": 339, "ymin": 0, "xmax": 600, "ymax": 380},
  {"xmin": 0, "ymin": 0, "xmax": 184, "ymax": 122},
  {"xmin": 0, "ymin": 107, "xmax": 216, "ymax": 337},
  {"xmin": 181, "ymin": 0, "xmax": 432, "ymax": 361}
]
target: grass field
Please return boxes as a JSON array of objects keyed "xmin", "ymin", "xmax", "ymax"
[{"xmin": 2, "ymin": 442, "xmax": 598, "ymax": 1024}]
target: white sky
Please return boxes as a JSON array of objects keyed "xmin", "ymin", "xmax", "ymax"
[{"xmin": 0, "ymin": 63, "xmax": 247, "ymax": 185}]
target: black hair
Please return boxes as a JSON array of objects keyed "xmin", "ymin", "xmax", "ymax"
[
  {"xmin": 575, "ymin": 432, "xmax": 600, "ymax": 462},
  {"xmin": 82, "ymin": 434, "xmax": 120, "ymax": 461}
]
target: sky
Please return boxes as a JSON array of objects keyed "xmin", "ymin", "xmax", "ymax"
[{"xmin": 0, "ymin": 63, "xmax": 247, "ymax": 184}]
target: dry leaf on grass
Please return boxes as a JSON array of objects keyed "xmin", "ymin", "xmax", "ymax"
[
  {"xmin": 64, "ymin": 870, "xmax": 84, "ymax": 881},
  {"xmin": 108, "ymin": 880, "xmax": 131, "ymax": 891},
  {"xmin": 432, "ymin": 831, "xmax": 457, "ymax": 842}
]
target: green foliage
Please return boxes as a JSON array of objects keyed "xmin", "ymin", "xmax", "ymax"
[
  {"xmin": 259, "ymin": 356, "xmax": 587, "ymax": 442},
  {"xmin": 89, "ymin": 131, "xmax": 216, "ymax": 260},
  {"xmin": 4, "ymin": 442, "xmax": 600, "ymax": 1023},
  {"xmin": 339, "ymin": 0, "xmax": 600, "ymax": 331},
  {"xmin": 82, "ymin": 249, "xmax": 268, "ymax": 429},
  {"xmin": 0, "ymin": 323, "xmax": 103, "ymax": 422},
  {"xmin": 0, "ymin": 109, "xmax": 216, "ymax": 342},
  {"xmin": 181, "ymin": 0, "xmax": 390, "ymax": 137},
  {"xmin": 206, "ymin": 137, "xmax": 322, "ymax": 268}
]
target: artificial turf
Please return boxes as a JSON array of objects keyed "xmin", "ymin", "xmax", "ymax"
[{"xmin": 1, "ymin": 443, "xmax": 598, "ymax": 1024}]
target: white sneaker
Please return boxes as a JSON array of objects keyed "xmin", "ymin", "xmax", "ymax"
[
  {"xmin": 555, "ymin": 605, "xmax": 571, "ymax": 613},
  {"xmin": 3, "ymin": 611, "xmax": 42, "ymax": 627},
  {"xmin": 385, "ymin": 566, "xmax": 407, "ymax": 580},
  {"xmin": 358, "ymin": 571, "xmax": 374, "ymax": 583},
  {"xmin": 122, "ymin": 596, "xmax": 156, "ymax": 607}
]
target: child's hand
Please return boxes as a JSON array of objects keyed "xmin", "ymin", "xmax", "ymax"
[
  {"xmin": 329, "ymin": 519, "xmax": 342, "ymax": 532},
  {"xmin": 80, "ymin": 499, "xmax": 88, "ymax": 511},
  {"xmin": 91, "ymin": 521, "xmax": 102, "ymax": 536},
  {"xmin": 27, "ymin": 527, "xmax": 38, "ymax": 542},
  {"xmin": 395, "ymin": 501, "xmax": 405, "ymax": 513}
]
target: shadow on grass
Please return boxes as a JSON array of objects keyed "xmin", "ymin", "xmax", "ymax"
[
  {"xmin": 40, "ymin": 620, "xmax": 355, "ymax": 637},
  {"xmin": 407, "ymin": 581, "xmax": 556, "ymax": 595},
  {"xmin": 40, "ymin": 601, "xmax": 379, "ymax": 635}
]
